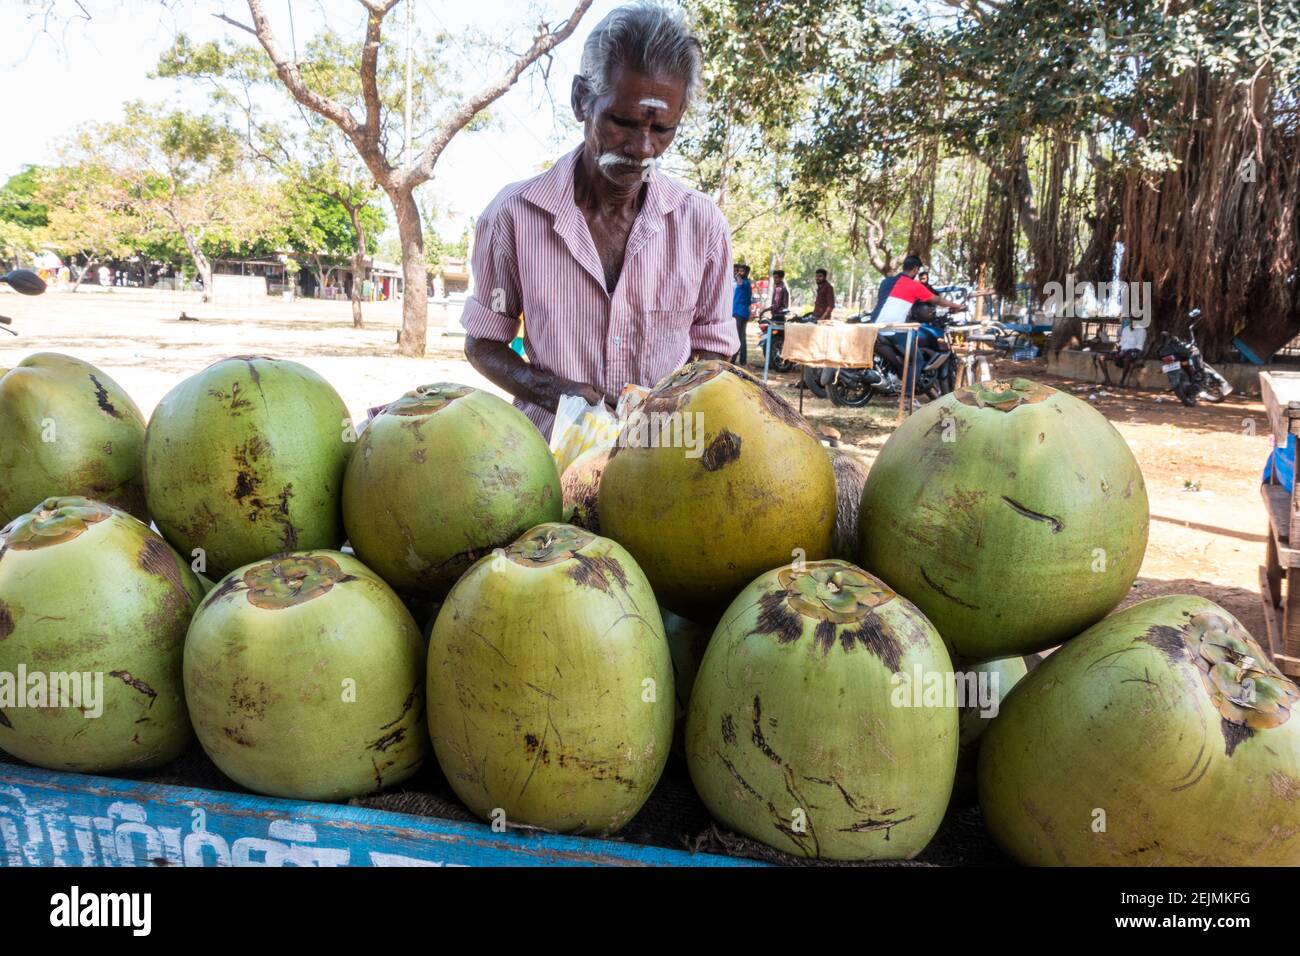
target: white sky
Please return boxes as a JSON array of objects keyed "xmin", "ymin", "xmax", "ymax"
[{"xmin": 0, "ymin": 0, "xmax": 628, "ymax": 241}]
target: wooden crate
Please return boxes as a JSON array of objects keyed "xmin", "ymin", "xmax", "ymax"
[
  {"xmin": 1258, "ymin": 371, "xmax": 1300, "ymax": 677},
  {"xmin": 0, "ymin": 763, "xmax": 760, "ymax": 868}
]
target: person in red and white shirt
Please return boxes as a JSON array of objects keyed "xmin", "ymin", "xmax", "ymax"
[
  {"xmin": 461, "ymin": 4, "xmax": 738, "ymax": 438},
  {"xmin": 875, "ymin": 263, "xmax": 964, "ymax": 326},
  {"xmin": 872, "ymin": 255, "xmax": 966, "ymax": 401}
]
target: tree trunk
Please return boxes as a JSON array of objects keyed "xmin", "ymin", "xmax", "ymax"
[
  {"xmin": 391, "ymin": 186, "xmax": 428, "ymax": 357},
  {"xmin": 346, "ymin": 202, "xmax": 366, "ymax": 329},
  {"xmin": 70, "ymin": 258, "xmax": 91, "ymax": 293},
  {"xmin": 198, "ymin": 259, "xmax": 213, "ymax": 302},
  {"xmin": 350, "ymin": 254, "xmax": 364, "ymax": 328},
  {"xmin": 179, "ymin": 229, "xmax": 212, "ymax": 303},
  {"xmin": 846, "ymin": 253, "xmax": 857, "ymax": 311}
]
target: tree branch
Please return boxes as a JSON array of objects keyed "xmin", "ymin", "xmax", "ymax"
[
  {"xmin": 212, "ymin": 12, "xmax": 257, "ymax": 36},
  {"xmin": 241, "ymin": 0, "xmax": 360, "ymax": 140},
  {"xmin": 401, "ymin": 0, "xmax": 595, "ymax": 189},
  {"xmin": 357, "ymin": 2, "xmax": 396, "ymax": 150}
]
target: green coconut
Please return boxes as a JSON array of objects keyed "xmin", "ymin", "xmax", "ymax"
[
  {"xmin": 662, "ymin": 606, "xmax": 712, "ymax": 755},
  {"xmin": 342, "ymin": 384, "xmax": 561, "ymax": 598},
  {"xmin": 427, "ymin": 523, "xmax": 673, "ymax": 835},
  {"xmin": 599, "ymin": 361, "xmax": 836, "ymax": 618},
  {"xmin": 978, "ymin": 596, "xmax": 1300, "ymax": 865},
  {"xmin": 561, "ymin": 446, "xmax": 610, "ymax": 533},
  {"xmin": 184, "ymin": 550, "xmax": 427, "ymax": 801},
  {"xmin": 144, "ymin": 356, "xmax": 352, "ymax": 578},
  {"xmin": 0, "ymin": 354, "xmax": 147, "ymax": 525},
  {"xmin": 952, "ymin": 654, "xmax": 1029, "ymax": 801},
  {"xmin": 686, "ymin": 560, "xmax": 958, "ymax": 861},
  {"xmin": 859, "ymin": 378, "xmax": 1148, "ymax": 658},
  {"xmin": 0, "ymin": 497, "xmax": 202, "ymax": 772}
]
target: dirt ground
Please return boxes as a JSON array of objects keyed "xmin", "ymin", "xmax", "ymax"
[{"xmin": 0, "ymin": 287, "xmax": 1274, "ymax": 640}]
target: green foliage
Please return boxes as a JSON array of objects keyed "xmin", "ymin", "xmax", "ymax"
[
  {"xmin": 0, "ymin": 166, "xmax": 49, "ymax": 229},
  {"xmin": 0, "ymin": 221, "xmax": 38, "ymax": 265},
  {"xmin": 37, "ymin": 161, "xmax": 142, "ymax": 263},
  {"xmin": 155, "ymin": 25, "xmax": 464, "ymax": 179},
  {"xmin": 155, "ymin": 29, "xmax": 421, "ymax": 269},
  {"xmin": 284, "ymin": 188, "xmax": 386, "ymax": 260},
  {"xmin": 49, "ymin": 102, "xmax": 281, "ymax": 283}
]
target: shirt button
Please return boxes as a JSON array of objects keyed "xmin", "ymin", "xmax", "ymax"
[{"xmin": 613, "ymin": 335, "xmax": 622, "ymax": 345}]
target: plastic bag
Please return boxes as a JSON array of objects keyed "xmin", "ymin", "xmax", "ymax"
[{"xmin": 549, "ymin": 384, "xmax": 651, "ymax": 474}]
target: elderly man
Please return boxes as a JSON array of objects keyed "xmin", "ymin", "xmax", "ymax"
[{"xmin": 461, "ymin": 2, "xmax": 739, "ymax": 438}]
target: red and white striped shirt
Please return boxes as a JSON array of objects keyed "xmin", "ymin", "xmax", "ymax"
[{"xmin": 459, "ymin": 145, "xmax": 740, "ymax": 438}]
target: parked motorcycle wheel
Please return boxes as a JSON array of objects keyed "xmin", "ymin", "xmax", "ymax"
[
  {"xmin": 1200, "ymin": 382, "xmax": 1228, "ymax": 403},
  {"xmin": 802, "ymin": 365, "xmax": 829, "ymax": 398},
  {"xmin": 764, "ymin": 333, "xmax": 797, "ymax": 373},
  {"xmin": 830, "ymin": 374, "xmax": 875, "ymax": 408},
  {"xmin": 1177, "ymin": 382, "xmax": 1198, "ymax": 407}
]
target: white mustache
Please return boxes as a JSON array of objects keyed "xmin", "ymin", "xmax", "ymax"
[{"xmin": 598, "ymin": 152, "xmax": 659, "ymax": 171}]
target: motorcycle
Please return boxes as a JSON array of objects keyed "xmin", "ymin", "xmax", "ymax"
[
  {"xmin": 756, "ymin": 309, "xmax": 815, "ymax": 373},
  {"xmin": 800, "ymin": 310, "xmax": 871, "ymax": 399},
  {"xmin": 0, "ymin": 268, "xmax": 46, "ymax": 335},
  {"xmin": 1157, "ymin": 309, "xmax": 1233, "ymax": 406},
  {"xmin": 824, "ymin": 303, "xmax": 957, "ymax": 408},
  {"xmin": 946, "ymin": 319, "xmax": 1015, "ymax": 388}
]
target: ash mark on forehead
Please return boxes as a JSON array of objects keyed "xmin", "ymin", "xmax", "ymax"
[{"xmin": 639, "ymin": 98, "xmax": 669, "ymax": 110}]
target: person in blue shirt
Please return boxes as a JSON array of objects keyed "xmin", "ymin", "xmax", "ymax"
[{"xmin": 732, "ymin": 263, "xmax": 753, "ymax": 365}]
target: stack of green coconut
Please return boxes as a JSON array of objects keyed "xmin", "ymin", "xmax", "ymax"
[{"xmin": 1, "ymin": 351, "xmax": 1297, "ymax": 865}]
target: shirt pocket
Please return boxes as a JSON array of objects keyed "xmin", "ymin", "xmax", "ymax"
[
  {"xmin": 627, "ymin": 249, "xmax": 701, "ymax": 314},
  {"xmin": 635, "ymin": 309, "xmax": 694, "ymax": 379}
]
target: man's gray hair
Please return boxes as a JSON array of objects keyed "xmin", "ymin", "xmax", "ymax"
[{"xmin": 579, "ymin": 2, "xmax": 702, "ymax": 112}]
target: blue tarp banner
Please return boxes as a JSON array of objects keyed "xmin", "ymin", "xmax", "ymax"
[{"xmin": 1264, "ymin": 434, "xmax": 1295, "ymax": 493}]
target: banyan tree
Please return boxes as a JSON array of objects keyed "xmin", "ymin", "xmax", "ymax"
[{"xmin": 687, "ymin": 0, "xmax": 1298, "ymax": 359}]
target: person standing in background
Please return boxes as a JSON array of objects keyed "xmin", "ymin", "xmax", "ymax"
[
  {"xmin": 769, "ymin": 269, "xmax": 789, "ymax": 318},
  {"xmin": 812, "ymin": 268, "xmax": 835, "ymax": 321},
  {"xmin": 753, "ymin": 268, "xmax": 790, "ymax": 369},
  {"xmin": 732, "ymin": 263, "xmax": 753, "ymax": 365}
]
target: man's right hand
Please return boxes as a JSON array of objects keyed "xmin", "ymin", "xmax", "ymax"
[
  {"xmin": 465, "ymin": 335, "xmax": 613, "ymax": 412},
  {"xmin": 559, "ymin": 380, "xmax": 607, "ymax": 407}
]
